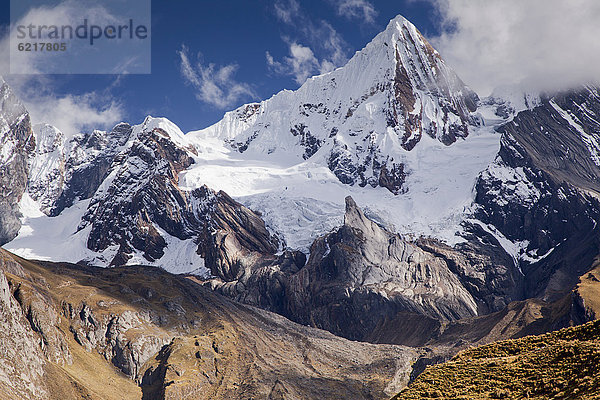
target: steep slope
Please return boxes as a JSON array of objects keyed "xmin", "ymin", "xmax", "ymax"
[
  {"xmin": 0, "ymin": 247, "xmax": 589, "ymax": 400},
  {"xmin": 205, "ymin": 196, "xmax": 528, "ymax": 343},
  {"xmin": 393, "ymin": 319, "xmax": 600, "ymax": 400},
  {"xmin": 28, "ymin": 122, "xmax": 133, "ymax": 216},
  {"xmin": 473, "ymin": 86, "xmax": 600, "ymax": 301},
  {"xmin": 188, "ymin": 15, "xmax": 478, "ymax": 193},
  {"xmin": 0, "ymin": 248, "xmax": 420, "ymax": 400},
  {"xmin": 0, "ymin": 77, "xmax": 35, "ymax": 245},
  {"xmin": 181, "ymin": 14, "xmax": 490, "ymax": 250}
]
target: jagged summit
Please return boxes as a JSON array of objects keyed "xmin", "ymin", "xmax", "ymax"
[
  {"xmin": 188, "ymin": 14, "xmax": 479, "ymax": 194},
  {"xmin": 344, "ymin": 195, "xmax": 382, "ymax": 236},
  {"xmin": 3, "ymin": 16, "xmax": 499, "ymax": 267}
]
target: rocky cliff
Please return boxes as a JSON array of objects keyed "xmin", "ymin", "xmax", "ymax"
[
  {"xmin": 474, "ymin": 86, "xmax": 600, "ymax": 302},
  {"xmin": 0, "ymin": 78, "xmax": 34, "ymax": 245}
]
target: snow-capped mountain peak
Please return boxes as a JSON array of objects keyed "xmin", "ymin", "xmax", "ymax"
[
  {"xmin": 133, "ymin": 115, "xmax": 191, "ymax": 148},
  {"xmin": 5, "ymin": 15, "xmax": 497, "ymax": 268},
  {"xmin": 188, "ymin": 15, "xmax": 479, "ymax": 195}
]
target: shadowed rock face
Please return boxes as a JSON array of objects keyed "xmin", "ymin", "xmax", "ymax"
[
  {"xmin": 206, "ymin": 196, "xmax": 506, "ymax": 343},
  {"xmin": 281, "ymin": 197, "xmax": 478, "ymax": 337},
  {"xmin": 201, "ymin": 193, "xmax": 593, "ymax": 355},
  {"xmin": 27, "ymin": 123, "xmax": 134, "ymax": 217},
  {"xmin": 198, "ymin": 189, "xmax": 279, "ymax": 281},
  {"xmin": 50, "ymin": 123, "xmax": 134, "ymax": 216},
  {"xmin": 81, "ymin": 127, "xmax": 201, "ymax": 264},
  {"xmin": 0, "ymin": 79, "xmax": 35, "ymax": 245},
  {"xmin": 474, "ymin": 86, "xmax": 600, "ymax": 302}
]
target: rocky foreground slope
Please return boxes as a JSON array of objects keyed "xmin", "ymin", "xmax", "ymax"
[
  {"xmin": 0, "ymin": 248, "xmax": 420, "ymax": 400},
  {"xmin": 1, "ymin": 246, "xmax": 598, "ymax": 400}
]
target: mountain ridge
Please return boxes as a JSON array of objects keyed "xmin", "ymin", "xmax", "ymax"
[{"xmin": 1, "ymin": 15, "xmax": 600, "ymax": 398}]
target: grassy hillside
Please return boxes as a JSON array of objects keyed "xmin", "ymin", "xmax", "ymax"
[{"xmin": 393, "ymin": 319, "xmax": 600, "ymax": 400}]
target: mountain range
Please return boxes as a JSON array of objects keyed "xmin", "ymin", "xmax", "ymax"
[{"xmin": 1, "ymin": 14, "xmax": 600, "ymax": 399}]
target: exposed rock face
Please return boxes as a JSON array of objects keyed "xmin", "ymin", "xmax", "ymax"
[
  {"xmin": 0, "ymin": 16, "xmax": 483, "ymax": 274},
  {"xmin": 202, "ymin": 193, "xmax": 594, "ymax": 359},
  {"xmin": 0, "ymin": 78, "xmax": 34, "ymax": 245},
  {"xmin": 78, "ymin": 128, "xmax": 277, "ymax": 266},
  {"xmin": 474, "ymin": 86, "xmax": 600, "ymax": 302},
  {"xmin": 80, "ymin": 125, "xmax": 200, "ymax": 265},
  {"xmin": 197, "ymin": 189, "xmax": 279, "ymax": 281},
  {"xmin": 0, "ymin": 269, "xmax": 47, "ymax": 400},
  {"xmin": 206, "ymin": 197, "xmax": 502, "ymax": 342},
  {"xmin": 10, "ymin": 106, "xmax": 280, "ymax": 270},
  {"xmin": 2, "ymin": 26, "xmax": 600, "ymax": 399},
  {"xmin": 27, "ymin": 122, "xmax": 134, "ymax": 216},
  {"xmin": 417, "ymin": 232, "xmax": 523, "ymax": 315},
  {"xmin": 281, "ymin": 197, "xmax": 478, "ymax": 338}
]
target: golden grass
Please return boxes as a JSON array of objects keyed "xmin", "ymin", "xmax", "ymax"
[
  {"xmin": 393, "ymin": 320, "xmax": 600, "ymax": 400},
  {"xmin": 577, "ymin": 261, "xmax": 600, "ymax": 318}
]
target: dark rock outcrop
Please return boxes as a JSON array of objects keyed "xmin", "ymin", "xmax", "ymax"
[
  {"xmin": 80, "ymin": 126, "xmax": 200, "ymax": 264},
  {"xmin": 0, "ymin": 78, "xmax": 35, "ymax": 245},
  {"xmin": 474, "ymin": 86, "xmax": 600, "ymax": 302},
  {"xmin": 206, "ymin": 196, "xmax": 494, "ymax": 343},
  {"xmin": 51, "ymin": 123, "xmax": 133, "ymax": 216},
  {"xmin": 197, "ymin": 189, "xmax": 279, "ymax": 282}
]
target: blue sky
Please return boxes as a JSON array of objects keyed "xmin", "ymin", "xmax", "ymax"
[
  {"xmin": 3, "ymin": 1, "xmax": 600, "ymax": 137},
  {"xmin": 0, "ymin": 0, "xmax": 440, "ymax": 134}
]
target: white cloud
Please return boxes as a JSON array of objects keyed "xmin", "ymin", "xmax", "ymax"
[
  {"xmin": 1, "ymin": 73, "xmax": 123, "ymax": 139},
  {"xmin": 334, "ymin": 0, "xmax": 377, "ymax": 23},
  {"xmin": 178, "ymin": 46, "xmax": 257, "ymax": 109},
  {"xmin": 23, "ymin": 88, "xmax": 123, "ymax": 138},
  {"xmin": 274, "ymin": 0, "xmax": 300, "ymax": 24},
  {"xmin": 319, "ymin": 22, "xmax": 346, "ymax": 69},
  {"xmin": 267, "ymin": 3, "xmax": 349, "ymax": 85},
  {"xmin": 0, "ymin": 3, "xmax": 123, "ymax": 138},
  {"xmin": 267, "ymin": 43, "xmax": 321, "ymax": 85},
  {"xmin": 426, "ymin": 0, "xmax": 600, "ymax": 96}
]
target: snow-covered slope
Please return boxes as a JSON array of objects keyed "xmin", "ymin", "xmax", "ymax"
[
  {"xmin": 4, "ymin": 15, "xmax": 498, "ymax": 266},
  {"xmin": 181, "ymin": 121, "xmax": 500, "ymax": 251},
  {"xmin": 8, "ymin": 117, "xmax": 210, "ymax": 274},
  {"xmin": 181, "ymin": 15, "xmax": 491, "ymax": 250},
  {"xmin": 188, "ymin": 15, "xmax": 479, "ymax": 193}
]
